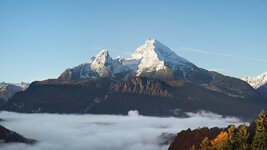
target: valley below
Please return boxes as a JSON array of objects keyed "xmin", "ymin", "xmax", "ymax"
[{"xmin": 0, "ymin": 111, "xmax": 243, "ymax": 150}]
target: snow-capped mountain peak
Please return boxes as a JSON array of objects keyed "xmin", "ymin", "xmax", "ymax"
[
  {"xmin": 59, "ymin": 39, "xmax": 200, "ymax": 80},
  {"xmin": 131, "ymin": 39, "xmax": 191, "ymax": 64},
  {"xmin": 0, "ymin": 82, "xmax": 29, "ymax": 101},
  {"xmin": 132, "ymin": 39, "xmax": 172, "ymax": 59},
  {"xmin": 241, "ymin": 72, "xmax": 267, "ymax": 89},
  {"xmin": 131, "ymin": 39, "xmax": 161, "ymax": 59},
  {"xmin": 91, "ymin": 49, "xmax": 112, "ymax": 66},
  {"xmin": 130, "ymin": 39, "xmax": 196, "ymax": 78},
  {"xmin": 90, "ymin": 49, "xmax": 113, "ymax": 77},
  {"xmin": 16, "ymin": 82, "xmax": 30, "ymax": 90}
]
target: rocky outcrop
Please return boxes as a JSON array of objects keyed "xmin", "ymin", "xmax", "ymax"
[{"xmin": 111, "ymin": 77, "xmax": 173, "ymax": 97}]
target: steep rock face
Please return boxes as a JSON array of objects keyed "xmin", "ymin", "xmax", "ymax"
[{"xmin": 111, "ymin": 77, "xmax": 173, "ymax": 97}]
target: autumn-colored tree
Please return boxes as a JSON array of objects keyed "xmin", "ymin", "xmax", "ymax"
[
  {"xmin": 200, "ymin": 137, "xmax": 211, "ymax": 150},
  {"xmin": 236, "ymin": 124, "xmax": 250, "ymax": 150},
  {"xmin": 252, "ymin": 110, "xmax": 267, "ymax": 150},
  {"xmin": 211, "ymin": 131, "xmax": 229, "ymax": 150},
  {"xmin": 174, "ymin": 110, "xmax": 267, "ymax": 150}
]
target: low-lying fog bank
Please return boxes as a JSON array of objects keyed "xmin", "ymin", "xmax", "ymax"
[{"xmin": 0, "ymin": 111, "xmax": 244, "ymax": 150}]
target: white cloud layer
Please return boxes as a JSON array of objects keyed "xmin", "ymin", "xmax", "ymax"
[{"xmin": 0, "ymin": 111, "xmax": 244, "ymax": 150}]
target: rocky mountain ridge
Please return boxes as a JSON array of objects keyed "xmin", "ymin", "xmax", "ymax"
[{"xmin": 59, "ymin": 39, "xmax": 209, "ymax": 82}]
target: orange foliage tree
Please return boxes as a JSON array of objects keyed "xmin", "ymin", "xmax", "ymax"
[{"xmin": 211, "ymin": 131, "xmax": 229, "ymax": 150}]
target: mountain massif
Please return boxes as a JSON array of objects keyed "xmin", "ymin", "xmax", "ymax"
[
  {"xmin": 1, "ymin": 39, "xmax": 266, "ymax": 119},
  {"xmin": 58, "ymin": 39, "xmax": 256, "ymax": 99},
  {"xmin": 59, "ymin": 39, "xmax": 211, "ymax": 83}
]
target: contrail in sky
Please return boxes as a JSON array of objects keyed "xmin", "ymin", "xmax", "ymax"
[{"xmin": 179, "ymin": 47, "xmax": 267, "ymax": 63}]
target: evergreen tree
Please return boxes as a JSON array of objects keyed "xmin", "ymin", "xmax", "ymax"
[
  {"xmin": 252, "ymin": 110, "xmax": 267, "ymax": 150},
  {"xmin": 236, "ymin": 124, "xmax": 250, "ymax": 150},
  {"xmin": 223, "ymin": 125, "xmax": 237, "ymax": 150}
]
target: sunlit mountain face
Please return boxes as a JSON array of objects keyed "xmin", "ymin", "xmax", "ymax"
[{"xmin": 2, "ymin": 39, "xmax": 264, "ymax": 120}]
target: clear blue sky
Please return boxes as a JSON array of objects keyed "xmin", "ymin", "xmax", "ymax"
[{"xmin": 1, "ymin": 0, "xmax": 267, "ymax": 83}]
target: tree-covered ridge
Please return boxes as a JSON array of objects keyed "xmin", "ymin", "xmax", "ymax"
[{"xmin": 189, "ymin": 110, "xmax": 267, "ymax": 150}]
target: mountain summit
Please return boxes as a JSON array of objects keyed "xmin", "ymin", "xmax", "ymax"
[
  {"xmin": 130, "ymin": 39, "xmax": 197, "ymax": 79},
  {"xmin": 131, "ymin": 39, "xmax": 189, "ymax": 63},
  {"xmin": 90, "ymin": 49, "xmax": 113, "ymax": 77},
  {"xmin": 59, "ymin": 39, "xmax": 210, "ymax": 82}
]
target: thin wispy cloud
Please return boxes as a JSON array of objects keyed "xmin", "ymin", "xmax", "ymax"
[
  {"xmin": 179, "ymin": 47, "xmax": 267, "ymax": 63},
  {"xmin": 208, "ymin": 68, "xmax": 228, "ymax": 73}
]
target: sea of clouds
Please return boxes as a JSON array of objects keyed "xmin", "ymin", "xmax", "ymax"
[{"xmin": 0, "ymin": 111, "xmax": 244, "ymax": 150}]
